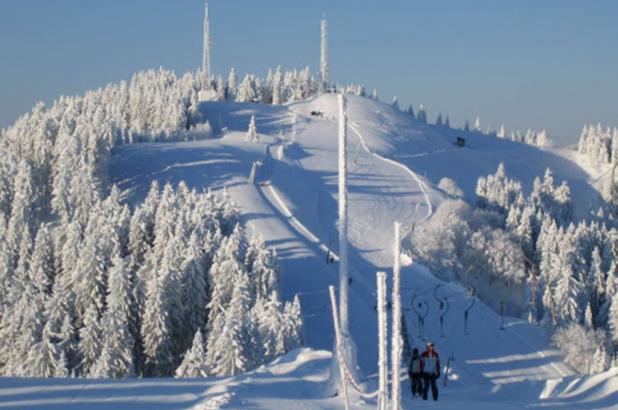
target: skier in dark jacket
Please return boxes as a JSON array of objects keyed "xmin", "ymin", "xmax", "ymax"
[
  {"xmin": 420, "ymin": 341, "xmax": 440, "ymax": 401},
  {"xmin": 408, "ymin": 348, "xmax": 423, "ymax": 398}
]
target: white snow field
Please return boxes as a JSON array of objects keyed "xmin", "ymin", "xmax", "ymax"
[{"xmin": 1, "ymin": 95, "xmax": 616, "ymax": 409}]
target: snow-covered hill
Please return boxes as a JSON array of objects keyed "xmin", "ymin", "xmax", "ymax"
[{"xmin": 2, "ymin": 94, "xmax": 615, "ymax": 409}]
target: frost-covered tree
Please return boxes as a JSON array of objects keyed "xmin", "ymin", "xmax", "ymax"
[
  {"xmin": 237, "ymin": 75, "xmax": 257, "ymax": 103},
  {"xmin": 27, "ymin": 322, "xmax": 68, "ymax": 377},
  {"xmin": 208, "ymin": 271, "xmax": 255, "ymax": 376},
  {"xmin": 391, "ymin": 96, "xmax": 399, "ymax": 110},
  {"xmin": 438, "ymin": 177, "xmax": 463, "ymax": 198},
  {"xmin": 283, "ymin": 294, "xmax": 304, "ymax": 350},
  {"xmin": 609, "ymin": 292, "xmax": 618, "ymax": 346},
  {"xmin": 474, "ymin": 117, "xmax": 482, "ymax": 131},
  {"xmin": 6, "ymin": 160, "xmax": 35, "ymax": 267},
  {"xmin": 78, "ymin": 304, "xmax": 103, "ymax": 376},
  {"xmin": 257, "ymin": 290, "xmax": 285, "ymax": 363},
  {"xmin": 406, "ymin": 105, "xmax": 415, "ymax": 118},
  {"xmin": 246, "ymin": 115, "xmax": 259, "ymax": 143},
  {"xmin": 181, "ymin": 232, "xmax": 207, "ymax": 343},
  {"xmin": 416, "ymin": 105, "xmax": 427, "ymax": 123},
  {"xmin": 245, "ymin": 234, "xmax": 278, "ymax": 300},
  {"xmin": 226, "ymin": 68, "xmax": 238, "ymax": 100},
  {"xmin": 44, "ymin": 281, "xmax": 77, "ymax": 371},
  {"xmin": 29, "ymin": 224, "xmax": 55, "ymax": 295},
  {"xmin": 553, "ymin": 323, "xmax": 610, "ymax": 374},
  {"xmin": 536, "ymin": 130, "xmax": 552, "ymax": 148},
  {"xmin": 59, "ymin": 220, "xmax": 82, "ymax": 282},
  {"xmin": 98, "ymin": 255, "xmax": 134, "ymax": 378},
  {"xmin": 72, "ymin": 223, "xmax": 107, "ymax": 319},
  {"xmin": 141, "ymin": 265, "xmax": 173, "ymax": 376},
  {"xmin": 175, "ymin": 329, "xmax": 208, "ymax": 378},
  {"xmin": 554, "ymin": 253, "xmax": 585, "ymax": 324},
  {"xmin": 272, "ymin": 66, "xmax": 282, "ymax": 105}
]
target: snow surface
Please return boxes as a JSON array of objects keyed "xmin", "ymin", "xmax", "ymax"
[{"xmin": 3, "ymin": 94, "xmax": 616, "ymax": 409}]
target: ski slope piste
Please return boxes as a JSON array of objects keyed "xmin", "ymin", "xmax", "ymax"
[{"xmin": 1, "ymin": 94, "xmax": 616, "ymax": 410}]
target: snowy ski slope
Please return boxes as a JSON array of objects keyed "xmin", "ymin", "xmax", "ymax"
[{"xmin": 1, "ymin": 95, "xmax": 615, "ymax": 409}]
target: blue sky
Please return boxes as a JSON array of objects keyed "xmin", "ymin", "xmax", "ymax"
[{"xmin": 1, "ymin": 0, "xmax": 617, "ymax": 145}]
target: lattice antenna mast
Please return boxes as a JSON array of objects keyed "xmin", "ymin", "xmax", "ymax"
[
  {"xmin": 320, "ymin": 15, "xmax": 329, "ymax": 90},
  {"xmin": 202, "ymin": 2, "xmax": 212, "ymax": 90}
]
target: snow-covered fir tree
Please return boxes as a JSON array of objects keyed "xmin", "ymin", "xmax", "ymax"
[
  {"xmin": 175, "ymin": 329, "xmax": 208, "ymax": 378},
  {"xmin": 246, "ymin": 115, "xmax": 259, "ymax": 143},
  {"xmin": 416, "ymin": 105, "xmax": 427, "ymax": 123}
]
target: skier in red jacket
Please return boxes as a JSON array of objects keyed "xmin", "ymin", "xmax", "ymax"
[{"xmin": 420, "ymin": 341, "xmax": 440, "ymax": 401}]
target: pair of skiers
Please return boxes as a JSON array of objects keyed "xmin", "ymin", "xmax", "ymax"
[{"xmin": 408, "ymin": 341, "xmax": 440, "ymax": 401}]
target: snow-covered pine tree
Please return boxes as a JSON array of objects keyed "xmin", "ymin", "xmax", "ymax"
[
  {"xmin": 283, "ymin": 294, "xmax": 304, "ymax": 351},
  {"xmin": 78, "ymin": 304, "xmax": 103, "ymax": 377},
  {"xmin": 98, "ymin": 255, "xmax": 135, "ymax": 378},
  {"xmin": 474, "ymin": 117, "xmax": 482, "ymax": 131},
  {"xmin": 175, "ymin": 329, "xmax": 208, "ymax": 378},
  {"xmin": 2, "ymin": 277, "xmax": 45, "ymax": 376},
  {"xmin": 6, "ymin": 160, "xmax": 35, "ymax": 268},
  {"xmin": 27, "ymin": 321, "xmax": 67, "ymax": 377},
  {"xmin": 72, "ymin": 220, "xmax": 107, "ymax": 320},
  {"xmin": 207, "ymin": 225, "xmax": 246, "ymax": 328},
  {"xmin": 141, "ymin": 264, "xmax": 174, "ymax": 376},
  {"xmin": 272, "ymin": 66, "xmax": 282, "ymax": 105},
  {"xmin": 246, "ymin": 115, "xmax": 259, "ymax": 143},
  {"xmin": 555, "ymin": 257, "xmax": 585, "ymax": 324},
  {"xmin": 256, "ymin": 290, "xmax": 285, "ymax": 363},
  {"xmin": 44, "ymin": 280, "xmax": 77, "ymax": 371},
  {"xmin": 587, "ymin": 247, "xmax": 605, "ymax": 324},
  {"xmin": 536, "ymin": 130, "xmax": 552, "ymax": 147},
  {"xmin": 237, "ymin": 75, "xmax": 257, "ymax": 103},
  {"xmin": 181, "ymin": 232, "xmax": 207, "ymax": 344},
  {"xmin": 245, "ymin": 234, "xmax": 279, "ymax": 300},
  {"xmin": 209, "ymin": 275, "xmax": 253, "ymax": 376},
  {"xmin": 29, "ymin": 224, "xmax": 55, "ymax": 295},
  {"xmin": 516, "ymin": 205, "xmax": 535, "ymax": 262},
  {"xmin": 226, "ymin": 68, "xmax": 238, "ymax": 100},
  {"xmin": 416, "ymin": 105, "xmax": 427, "ymax": 123},
  {"xmin": 609, "ymin": 291, "xmax": 618, "ymax": 347},
  {"xmin": 59, "ymin": 220, "xmax": 82, "ymax": 283},
  {"xmin": 391, "ymin": 96, "xmax": 399, "ymax": 110}
]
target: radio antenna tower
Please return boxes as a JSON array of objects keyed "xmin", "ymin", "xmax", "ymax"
[
  {"xmin": 202, "ymin": 2, "xmax": 212, "ymax": 91},
  {"xmin": 320, "ymin": 15, "xmax": 329, "ymax": 91}
]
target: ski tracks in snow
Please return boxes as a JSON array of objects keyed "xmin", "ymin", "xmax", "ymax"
[
  {"xmin": 348, "ymin": 120, "xmax": 433, "ymax": 224},
  {"xmin": 258, "ymin": 140, "xmax": 340, "ymax": 263},
  {"xmin": 264, "ymin": 182, "xmax": 339, "ymax": 262},
  {"xmin": 255, "ymin": 107, "xmax": 435, "ymax": 268}
]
